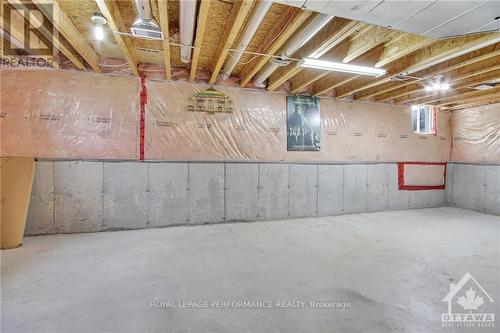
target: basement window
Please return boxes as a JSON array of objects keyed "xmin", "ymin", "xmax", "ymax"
[{"xmin": 412, "ymin": 105, "xmax": 436, "ymax": 135}]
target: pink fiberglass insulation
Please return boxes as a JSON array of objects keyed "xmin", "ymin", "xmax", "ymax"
[
  {"xmin": 1, "ymin": 69, "xmax": 453, "ymax": 162},
  {"xmin": 451, "ymin": 103, "xmax": 500, "ymax": 164}
]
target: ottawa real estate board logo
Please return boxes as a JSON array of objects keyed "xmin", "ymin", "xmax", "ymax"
[
  {"xmin": 1, "ymin": 1, "xmax": 54, "ymax": 67},
  {"xmin": 442, "ymin": 272, "xmax": 495, "ymax": 328}
]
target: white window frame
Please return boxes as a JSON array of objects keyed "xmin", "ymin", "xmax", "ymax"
[{"xmin": 412, "ymin": 105, "xmax": 436, "ymax": 135}]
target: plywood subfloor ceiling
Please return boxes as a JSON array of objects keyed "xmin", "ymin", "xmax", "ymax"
[{"xmin": 1, "ymin": 0, "xmax": 499, "ymax": 111}]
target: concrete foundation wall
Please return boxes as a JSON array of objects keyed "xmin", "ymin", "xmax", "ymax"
[
  {"xmin": 26, "ymin": 161, "xmax": 448, "ymax": 235},
  {"xmin": 446, "ymin": 163, "xmax": 500, "ymax": 215}
]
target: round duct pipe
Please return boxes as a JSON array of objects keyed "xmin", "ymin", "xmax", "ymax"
[
  {"xmin": 180, "ymin": 0, "xmax": 197, "ymax": 63},
  {"xmin": 254, "ymin": 13, "xmax": 334, "ymax": 86},
  {"xmin": 222, "ymin": 0, "xmax": 273, "ymax": 79}
]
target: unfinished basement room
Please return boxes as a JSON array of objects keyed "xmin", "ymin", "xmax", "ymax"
[{"xmin": 1, "ymin": 0, "xmax": 499, "ymax": 332}]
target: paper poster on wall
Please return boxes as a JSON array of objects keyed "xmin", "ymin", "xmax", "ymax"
[
  {"xmin": 287, "ymin": 96, "xmax": 320, "ymax": 151},
  {"xmin": 187, "ymin": 87, "xmax": 233, "ymax": 113}
]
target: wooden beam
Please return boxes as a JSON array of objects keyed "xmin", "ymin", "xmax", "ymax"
[
  {"xmin": 267, "ymin": 66, "xmax": 303, "ymax": 91},
  {"xmin": 374, "ymin": 33, "xmax": 433, "ymax": 68},
  {"xmin": 308, "ymin": 20, "xmax": 362, "ymax": 59},
  {"xmin": 6, "ymin": 0, "xmax": 85, "ymax": 70},
  {"xmin": 413, "ymin": 77, "xmax": 500, "ymax": 106},
  {"xmin": 288, "ymin": 40, "xmax": 351, "ymax": 94},
  {"xmin": 312, "ymin": 74, "xmax": 358, "ymax": 96},
  {"xmin": 32, "ymin": 0, "xmax": 100, "ymax": 72},
  {"xmin": 448, "ymin": 97, "xmax": 500, "ymax": 111},
  {"xmin": 315, "ymin": 73, "xmax": 384, "ymax": 97},
  {"xmin": 0, "ymin": 36, "xmax": 9, "ymax": 61},
  {"xmin": 438, "ymin": 86, "xmax": 500, "ymax": 106},
  {"xmin": 239, "ymin": 8, "xmax": 312, "ymax": 87},
  {"xmin": 395, "ymin": 68, "xmax": 500, "ymax": 104},
  {"xmin": 189, "ymin": 0, "xmax": 210, "ymax": 82},
  {"xmin": 342, "ymin": 26, "xmax": 398, "ymax": 63},
  {"xmin": 266, "ymin": 18, "xmax": 361, "ymax": 91},
  {"xmin": 398, "ymin": 61, "xmax": 500, "ymax": 104},
  {"xmin": 365, "ymin": 47, "xmax": 500, "ymax": 102},
  {"xmin": 95, "ymin": 0, "xmax": 138, "ymax": 75},
  {"xmin": 354, "ymin": 80, "xmax": 409, "ymax": 101},
  {"xmin": 209, "ymin": 0, "xmax": 253, "ymax": 84},
  {"xmin": 309, "ymin": 29, "xmax": 403, "ymax": 97},
  {"xmin": 334, "ymin": 33, "xmax": 500, "ymax": 99},
  {"xmin": 376, "ymin": 56, "xmax": 500, "ymax": 102},
  {"xmin": 311, "ymin": 44, "xmax": 385, "ymax": 96},
  {"xmin": 156, "ymin": 0, "xmax": 171, "ymax": 80},
  {"xmin": 290, "ymin": 70, "xmax": 329, "ymax": 94}
]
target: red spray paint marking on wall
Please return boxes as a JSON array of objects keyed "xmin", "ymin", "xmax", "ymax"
[{"xmin": 139, "ymin": 76, "xmax": 147, "ymax": 161}]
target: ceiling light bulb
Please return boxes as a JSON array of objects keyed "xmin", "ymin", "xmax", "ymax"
[
  {"xmin": 433, "ymin": 83, "xmax": 440, "ymax": 91},
  {"xmin": 425, "ymin": 86, "xmax": 433, "ymax": 92},
  {"xmin": 95, "ymin": 25, "xmax": 104, "ymax": 41},
  {"xmin": 441, "ymin": 83, "xmax": 450, "ymax": 91}
]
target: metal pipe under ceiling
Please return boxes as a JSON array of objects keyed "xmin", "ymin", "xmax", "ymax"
[
  {"xmin": 253, "ymin": 13, "xmax": 334, "ymax": 87},
  {"xmin": 179, "ymin": 0, "xmax": 197, "ymax": 63},
  {"xmin": 222, "ymin": 0, "xmax": 274, "ymax": 79}
]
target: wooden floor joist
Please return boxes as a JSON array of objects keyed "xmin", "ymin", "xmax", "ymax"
[
  {"xmin": 32, "ymin": 0, "xmax": 101, "ymax": 72},
  {"xmin": 376, "ymin": 57, "xmax": 500, "ymax": 103},
  {"xmin": 374, "ymin": 33, "xmax": 433, "ymax": 68},
  {"xmin": 438, "ymin": 86, "xmax": 500, "ymax": 107},
  {"xmin": 287, "ymin": 40, "xmax": 352, "ymax": 94},
  {"xmin": 290, "ymin": 70, "xmax": 329, "ymax": 94},
  {"xmin": 189, "ymin": 0, "xmax": 210, "ymax": 82},
  {"xmin": 96, "ymin": 0, "xmax": 138, "ymax": 75},
  {"xmin": 333, "ymin": 33, "xmax": 500, "ymax": 99},
  {"xmin": 209, "ymin": 0, "xmax": 254, "ymax": 84},
  {"xmin": 447, "ymin": 96, "xmax": 500, "ymax": 111},
  {"xmin": 395, "ymin": 68, "xmax": 500, "ymax": 105},
  {"xmin": 369, "ymin": 47, "xmax": 500, "ymax": 102},
  {"xmin": 274, "ymin": 25, "xmax": 432, "ymax": 94},
  {"xmin": 3, "ymin": 0, "xmax": 497, "ymax": 110},
  {"xmin": 342, "ymin": 26, "xmax": 398, "ymax": 63},
  {"xmin": 239, "ymin": 8, "xmax": 313, "ymax": 87},
  {"xmin": 157, "ymin": 0, "xmax": 172, "ymax": 80},
  {"xmin": 310, "ymin": 26, "xmax": 401, "ymax": 96},
  {"xmin": 5, "ymin": 0, "xmax": 85, "ymax": 70},
  {"xmin": 266, "ymin": 18, "xmax": 361, "ymax": 91},
  {"xmin": 312, "ymin": 74, "xmax": 358, "ymax": 96}
]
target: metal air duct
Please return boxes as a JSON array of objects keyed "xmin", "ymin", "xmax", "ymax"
[
  {"xmin": 131, "ymin": 0, "xmax": 163, "ymax": 40},
  {"xmin": 222, "ymin": 0, "xmax": 273, "ymax": 79},
  {"xmin": 179, "ymin": 0, "xmax": 197, "ymax": 63},
  {"xmin": 253, "ymin": 13, "xmax": 334, "ymax": 87}
]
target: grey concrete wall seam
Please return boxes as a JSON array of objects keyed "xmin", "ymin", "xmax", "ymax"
[
  {"xmin": 26, "ymin": 161, "xmax": 456, "ymax": 235},
  {"xmin": 54, "ymin": 161, "xmax": 104, "ymax": 233},
  {"xmin": 447, "ymin": 163, "xmax": 499, "ymax": 215},
  {"xmin": 26, "ymin": 161, "xmax": 55, "ymax": 235}
]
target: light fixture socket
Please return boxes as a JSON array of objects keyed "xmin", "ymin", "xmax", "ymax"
[{"xmin": 91, "ymin": 12, "xmax": 107, "ymax": 25}]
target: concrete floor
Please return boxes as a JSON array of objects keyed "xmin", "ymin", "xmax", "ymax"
[{"xmin": 2, "ymin": 207, "xmax": 499, "ymax": 333}]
